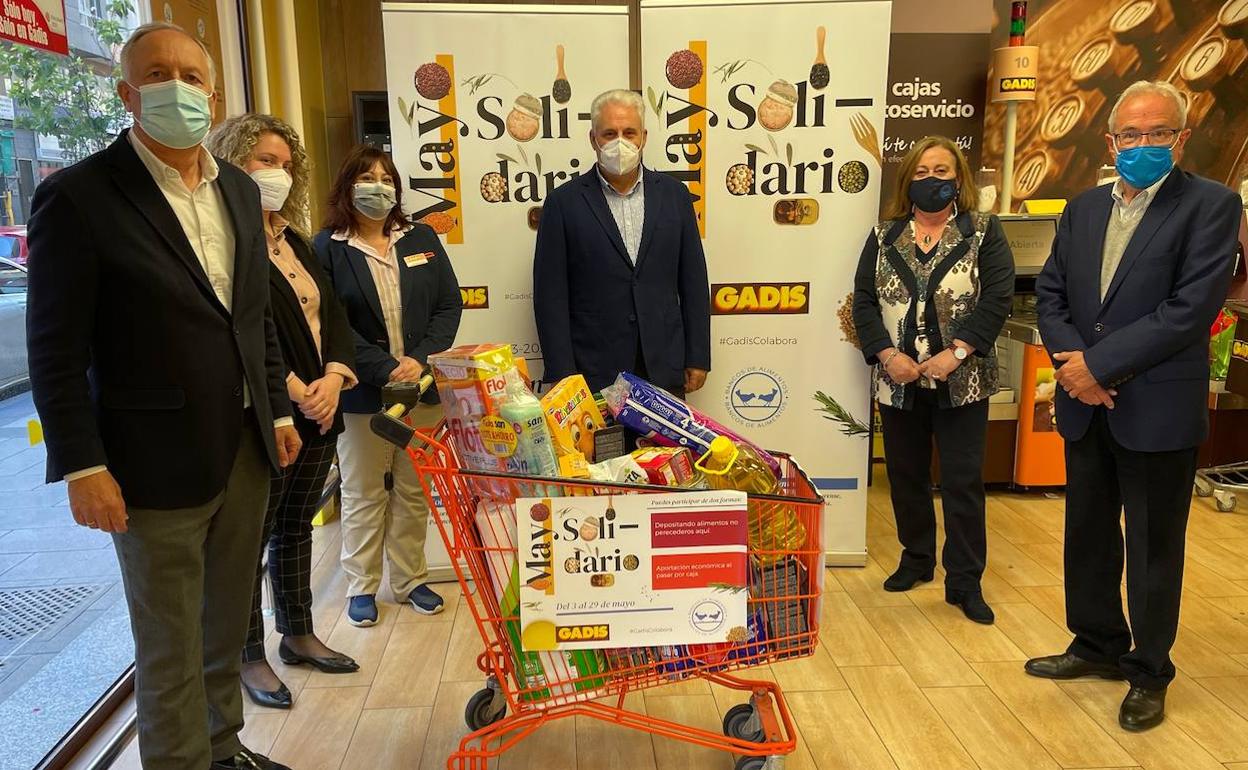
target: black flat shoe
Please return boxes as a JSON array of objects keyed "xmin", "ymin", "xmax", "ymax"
[
  {"xmin": 242, "ymin": 680, "xmax": 291, "ymax": 710},
  {"xmin": 946, "ymin": 589, "xmax": 995, "ymax": 624},
  {"xmin": 1120, "ymin": 686, "xmax": 1166, "ymax": 732},
  {"xmin": 1024, "ymin": 652, "xmax": 1126, "ymax": 680},
  {"xmin": 883, "ymin": 565, "xmax": 934, "ymax": 592},
  {"xmin": 211, "ymin": 747, "xmax": 291, "ymax": 769},
  {"xmin": 278, "ymin": 638, "xmax": 360, "ymax": 674}
]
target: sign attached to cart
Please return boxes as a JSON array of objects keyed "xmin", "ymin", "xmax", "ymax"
[{"xmin": 518, "ymin": 491, "xmax": 748, "ymax": 650}]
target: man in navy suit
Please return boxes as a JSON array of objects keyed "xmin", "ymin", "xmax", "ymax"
[
  {"xmin": 1028, "ymin": 80, "xmax": 1243, "ymax": 731},
  {"xmin": 534, "ymin": 89, "xmax": 711, "ymax": 396}
]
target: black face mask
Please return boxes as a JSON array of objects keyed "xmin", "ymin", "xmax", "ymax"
[{"xmin": 909, "ymin": 176, "xmax": 958, "ymax": 213}]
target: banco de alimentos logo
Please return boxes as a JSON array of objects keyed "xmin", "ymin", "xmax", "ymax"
[{"xmin": 724, "ymin": 368, "xmax": 788, "ymax": 427}]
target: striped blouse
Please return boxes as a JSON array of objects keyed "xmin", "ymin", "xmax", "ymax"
[{"xmin": 331, "ymin": 226, "xmax": 412, "ymax": 359}]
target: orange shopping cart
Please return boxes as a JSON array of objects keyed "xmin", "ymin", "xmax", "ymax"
[{"xmin": 372, "ymin": 379, "xmax": 826, "ymax": 770}]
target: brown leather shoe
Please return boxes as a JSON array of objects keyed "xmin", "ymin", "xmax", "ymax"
[
  {"xmin": 1024, "ymin": 653, "xmax": 1126, "ymax": 680},
  {"xmin": 1120, "ymin": 686, "xmax": 1166, "ymax": 732}
]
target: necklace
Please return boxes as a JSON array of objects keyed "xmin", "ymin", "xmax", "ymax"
[{"xmin": 922, "ymin": 232, "xmax": 933, "ymax": 247}]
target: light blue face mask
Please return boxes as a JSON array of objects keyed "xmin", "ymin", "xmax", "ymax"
[
  {"xmin": 134, "ymin": 79, "xmax": 213, "ymax": 150},
  {"xmin": 1114, "ymin": 144, "xmax": 1175, "ymax": 190}
]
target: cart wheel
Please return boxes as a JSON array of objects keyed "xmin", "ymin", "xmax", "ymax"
[
  {"xmin": 733, "ymin": 756, "xmax": 768, "ymax": 770},
  {"xmin": 1194, "ymin": 477, "xmax": 1214, "ymax": 498},
  {"xmin": 723, "ymin": 703, "xmax": 765, "ymax": 743},
  {"xmin": 465, "ymin": 687, "xmax": 506, "ymax": 731},
  {"xmin": 1215, "ymin": 490, "xmax": 1238, "ymax": 513}
]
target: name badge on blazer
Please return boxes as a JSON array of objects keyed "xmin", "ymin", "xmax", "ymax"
[{"xmin": 403, "ymin": 252, "xmax": 435, "ymax": 268}]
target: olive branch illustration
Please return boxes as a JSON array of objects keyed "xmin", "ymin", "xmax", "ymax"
[
  {"xmin": 814, "ymin": 391, "xmax": 871, "ymax": 437},
  {"xmin": 744, "ymin": 135, "xmax": 794, "ymax": 166},
  {"xmin": 713, "ymin": 58, "xmax": 774, "ymax": 83},
  {"xmin": 460, "ymin": 72, "xmax": 520, "ymax": 95}
]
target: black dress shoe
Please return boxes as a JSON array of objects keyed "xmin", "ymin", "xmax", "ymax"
[
  {"xmin": 1024, "ymin": 652, "xmax": 1126, "ymax": 680},
  {"xmin": 883, "ymin": 565, "xmax": 934, "ymax": 592},
  {"xmin": 279, "ymin": 638, "xmax": 360, "ymax": 674},
  {"xmin": 242, "ymin": 680, "xmax": 292, "ymax": 710},
  {"xmin": 210, "ymin": 747, "xmax": 291, "ymax": 769},
  {"xmin": 946, "ymin": 589, "xmax": 995, "ymax": 624},
  {"xmin": 1120, "ymin": 686, "xmax": 1166, "ymax": 732}
]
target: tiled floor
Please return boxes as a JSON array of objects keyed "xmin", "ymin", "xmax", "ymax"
[
  {"xmin": 101, "ymin": 469, "xmax": 1248, "ymax": 770},
  {"xmin": 0, "ymin": 392, "xmax": 130, "ymax": 770}
]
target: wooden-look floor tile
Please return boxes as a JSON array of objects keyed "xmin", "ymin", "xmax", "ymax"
[
  {"xmin": 980, "ymin": 568, "xmax": 1028, "ymax": 604},
  {"xmin": 396, "ymin": 581, "xmax": 467, "ymax": 625},
  {"xmin": 304, "ymin": 607, "xmax": 398, "ymax": 689},
  {"xmin": 985, "ymin": 532, "xmax": 1063, "ymax": 587},
  {"xmin": 972, "ymin": 661, "xmax": 1136, "ymax": 768},
  {"xmin": 787, "ymin": 689, "xmax": 897, "ymax": 770},
  {"xmin": 861, "ymin": 606, "xmax": 982, "ymax": 687},
  {"xmin": 1026, "ymin": 542, "xmax": 1065, "ymax": 580},
  {"xmin": 818, "ymin": 591, "xmax": 900, "ymax": 667},
  {"xmin": 643, "ymin": 694, "xmax": 726, "ymax": 770},
  {"xmin": 769, "ymin": 641, "xmax": 849, "ymax": 692},
  {"xmin": 441, "ymin": 604, "xmax": 488, "ymax": 682},
  {"xmin": 267, "ymin": 685, "xmax": 369, "ymax": 770},
  {"xmin": 1172, "ymin": 627, "xmax": 1248, "ymax": 678},
  {"xmin": 1017, "ymin": 585, "xmax": 1070, "ymax": 629},
  {"xmin": 993, "ymin": 602, "xmax": 1073, "ymax": 658},
  {"xmin": 1180, "ymin": 558, "xmax": 1248, "ymax": 598},
  {"xmin": 420, "ymin": 680, "xmax": 481, "ymax": 770},
  {"xmin": 1062, "ymin": 680, "xmax": 1227, "ymax": 770},
  {"xmin": 867, "ymin": 535, "xmax": 947, "ymax": 590},
  {"xmin": 365, "ymin": 620, "xmax": 453, "ymax": 709},
  {"xmin": 1207, "ymin": 594, "xmax": 1248, "ymax": 623},
  {"xmin": 238, "ymin": 713, "xmax": 288, "ymax": 756},
  {"xmin": 1193, "ymin": 675, "xmax": 1248, "ymax": 719},
  {"xmin": 1162, "ymin": 677, "xmax": 1248, "ymax": 762},
  {"xmin": 1187, "ymin": 538, "xmax": 1248, "ymax": 582},
  {"xmin": 341, "ymin": 707, "xmax": 432, "ymax": 770},
  {"xmin": 575, "ymin": 693, "xmax": 658, "ymax": 770},
  {"xmin": 830, "ymin": 557, "xmax": 915, "ymax": 608},
  {"xmin": 998, "ymin": 495, "xmax": 1065, "ymax": 534},
  {"xmin": 841, "ymin": 665, "xmax": 977, "ymax": 770},
  {"xmin": 922, "ymin": 686, "xmax": 1060, "ymax": 770},
  {"xmin": 909, "ymin": 590, "xmax": 1027, "ymax": 662},
  {"xmin": 495, "ymin": 707, "xmax": 577, "ymax": 770},
  {"xmin": 986, "ymin": 500, "xmax": 1059, "ymax": 546},
  {"xmin": 1178, "ymin": 594, "xmax": 1248, "ymax": 655}
]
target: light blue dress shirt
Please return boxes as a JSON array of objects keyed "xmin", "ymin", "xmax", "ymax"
[{"xmin": 598, "ymin": 167, "xmax": 645, "ymax": 265}]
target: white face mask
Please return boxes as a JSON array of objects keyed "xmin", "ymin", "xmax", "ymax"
[
  {"xmin": 597, "ymin": 137, "xmax": 641, "ymax": 177},
  {"xmin": 250, "ymin": 168, "xmax": 292, "ymax": 212}
]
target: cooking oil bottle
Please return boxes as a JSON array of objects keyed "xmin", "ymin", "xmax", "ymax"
[{"xmin": 697, "ymin": 436, "xmax": 806, "ymax": 566}]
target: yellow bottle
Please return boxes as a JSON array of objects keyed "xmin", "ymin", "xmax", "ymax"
[{"xmin": 697, "ymin": 437, "xmax": 806, "ymax": 566}]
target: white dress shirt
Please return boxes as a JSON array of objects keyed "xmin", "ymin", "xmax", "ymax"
[{"xmin": 66, "ymin": 133, "xmax": 292, "ymax": 482}]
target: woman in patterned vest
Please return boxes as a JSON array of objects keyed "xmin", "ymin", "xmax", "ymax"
[{"xmin": 852, "ymin": 135, "xmax": 1015, "ymax": 625}]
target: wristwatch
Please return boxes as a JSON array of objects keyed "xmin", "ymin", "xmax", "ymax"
[{"xmin": 949, "ymin": 342, "xmax": 969, "ymax": 361}]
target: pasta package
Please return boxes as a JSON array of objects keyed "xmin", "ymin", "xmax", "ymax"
[
  {"xmin": 602, "ymin": 373, "xmax": 781, "ymax": 478},
  {"xmin": 631, "ymin": 447, "xmax": 700, "ymax": 487}
]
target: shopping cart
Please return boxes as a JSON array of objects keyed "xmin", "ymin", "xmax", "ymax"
[
  {"xmin": 372, "ymin": 380, "xmax": 826, "ymax": 770},
  {"xmin": 1195, "ymin": 463, "xmax": 1248, "ymax": 512}
]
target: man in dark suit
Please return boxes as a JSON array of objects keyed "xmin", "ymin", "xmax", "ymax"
[
  {"xmin": 1029, "ymin": 80, "xmax": 1243, "ymax": 732},
  {"xmin": 26, "ymin": 24, "xmax": 300, "ymax": 770},
  {"xmin": 534, "ymin": 88, "xmax": 711, "ymax": 396}
]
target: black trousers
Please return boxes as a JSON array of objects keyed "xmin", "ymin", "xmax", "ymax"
[
  {"xmin": 244, "ymin": 436, "xmax": 338, "ymax": 663},
  {"xmin": 879, "ymin": 390, "xmax": 989, "ymax": 592},
  {"xmin": 1064, "ymin": 409, "xmax": 1197, "ymax": 690}
]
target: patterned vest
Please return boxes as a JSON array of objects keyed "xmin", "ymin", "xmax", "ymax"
[{"xmin": 872, "ymin": 211, "xmax": 1000, "ymax": 409}]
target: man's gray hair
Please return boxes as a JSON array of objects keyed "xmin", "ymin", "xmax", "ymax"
[
  {"xmin": 1107, "ymin": 80, "xmax": 1187, "ymax": 132},
  {"xmin": 120, "ymin": 22, "xmax": 217, "ymax": 88},
  {"xmin": 590, "ymin": 89, "xmax": 645, "ymax": 131}
]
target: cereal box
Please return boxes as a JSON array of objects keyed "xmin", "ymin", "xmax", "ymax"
[{"xmin": 540, "ymin": 374, "xmax": 607, "ymax": 466}]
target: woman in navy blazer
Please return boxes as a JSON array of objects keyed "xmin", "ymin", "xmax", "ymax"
[{"xmin": 314, "ymin": 145, "xmax": 462, "ymax": 626}]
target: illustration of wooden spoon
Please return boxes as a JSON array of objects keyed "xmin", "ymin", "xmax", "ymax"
[
  {"xmin": 810, "ymin": 26, "xmax": 829, "ymax": 90},
  {"xmin": 553, "ymin": 44, "xmax": 571, "ymax": 104}
]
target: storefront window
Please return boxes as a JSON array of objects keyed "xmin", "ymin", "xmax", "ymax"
[{"xmin": 0, "ymin": 2, "xmax": 141, "ymax": 768}]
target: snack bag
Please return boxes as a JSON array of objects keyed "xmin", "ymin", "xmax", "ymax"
[
  {"xmin": 429, "ymin": 343, "xmax": 518, "ymax": 473},
  {"xmin": 541, "ymin": 375, "xmax": 607, "ymax": 473},
  {"xmin": 602, "ymin": 373, "xmax": 782, "ymax": 478},
  {"xmin": 586, "ymin": 454, "xmax": 648, "ymax": 485}
]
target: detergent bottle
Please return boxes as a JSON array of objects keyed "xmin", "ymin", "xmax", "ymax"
[{"xmin": 496, "ymin": 369, "xmax": 560, "ymax": 479}]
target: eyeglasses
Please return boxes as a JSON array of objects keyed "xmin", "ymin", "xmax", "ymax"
[{"xmin": 1112, "ymin": 128, "xmax": 1181, "ymax": 148}]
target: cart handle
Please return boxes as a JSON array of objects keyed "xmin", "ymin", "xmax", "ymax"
[{"xmin": 370, "ymin": 374, "xmax": 436, "ymax": 448}]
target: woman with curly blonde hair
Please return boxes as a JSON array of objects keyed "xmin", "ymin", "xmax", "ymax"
[{"xmin": 205, "ymin": 114, "xmax": 360, "ymax": 710}]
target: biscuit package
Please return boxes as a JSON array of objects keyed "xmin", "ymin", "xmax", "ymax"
[{"xmin": 540, "ymin": 374, "xmax": 607, "ymax": 474}]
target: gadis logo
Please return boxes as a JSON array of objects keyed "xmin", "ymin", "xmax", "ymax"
[{"xmin": 724, "ymin": 368, "xmax": 787, "ymax": 427}]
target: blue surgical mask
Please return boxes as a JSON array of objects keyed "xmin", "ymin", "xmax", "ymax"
[
  {"xmin": 134, "ymin": 80, "xmax": 213, "ymax": 150},
  {"xmin": 1114, "ymin": 145, "xmax": 1174, "ymax": 190}
]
